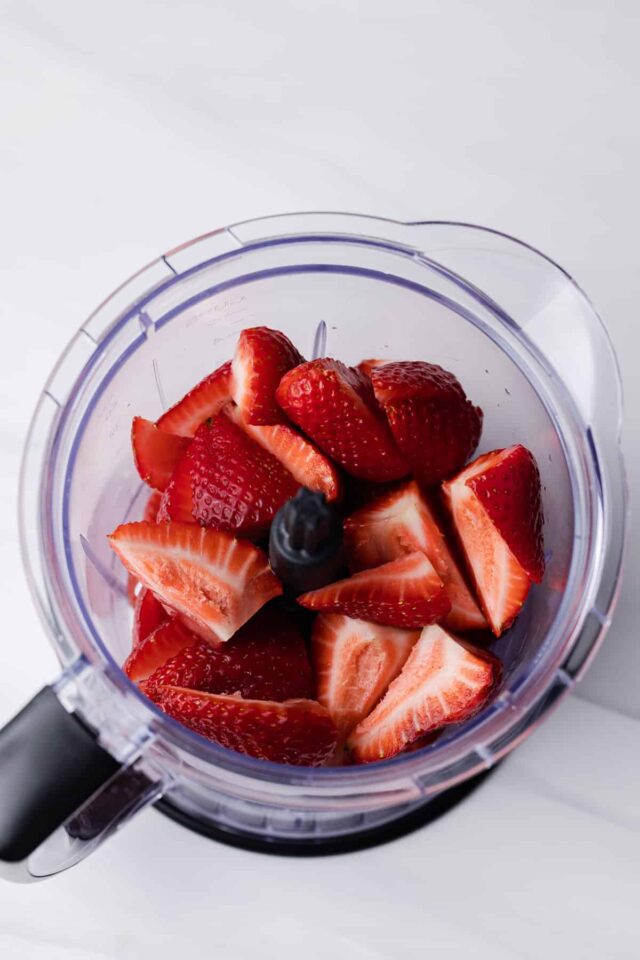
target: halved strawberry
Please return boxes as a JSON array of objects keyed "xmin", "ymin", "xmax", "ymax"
[
  {"xmin": 298, "ymin": 552, "xmax": 451, "ymax": 628},
  {"xmin": 145, "ymin": 604, "xmax": 313, "ymax": 701},
  {"xmin": 156, "ymin": 360, "xmax": 232, "ymax": 437},
  {"xmin": 227, "ymin": 405, "xmax": 342, "ymax": 502},
  {"xmin": 132, "ymin": 587, "xmax": 169, "ymax": 649},
  {"xmin": 442, "ymin": 446, "xmax": 543, "ymax": 636},
  {"xmin": 108, "ymin": 521, "xmax": 282, "ymax": 643},
  {"xmin": 125, "ymin": 618, "xmax": 196, "ymax": 682},
  {"xmin": 371, "ymin": 361, "xmax": 483, "ymax": 485},
  {"xmin": 131, "ymin": 417, "xmax": 190, "ymax": 491},
  {"xmin": 276, "ymin": 359, "xmax": 408, "ymax": 482},
  {"xmin": 158, "ymin": 412, "xmax": 300, "ymax": 538},
  {"xmin": 344, "ymin": 481, "xmax": 487, "ymax": 631},
  {"xmin": 154, "ymin": 686, "xmax": 338, "ymax": 765},
  {"xmin": 231, "ymin": 327, "xmax": 303, "ymax": 425},
  {"xmin": 312, "ymin": 614, "xmax": 418, "ymax": 737},
  {"xmin": 348, "ymin": 624, "xmax": 499, "ymax": 763}
]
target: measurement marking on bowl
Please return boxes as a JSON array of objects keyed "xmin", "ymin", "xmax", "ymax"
[{"xmin": 152, "ymin": 358, "xmax": 167, "ymax": 411}]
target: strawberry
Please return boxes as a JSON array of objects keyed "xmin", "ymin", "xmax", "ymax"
[
  {"xmin": 276, "ymin": 359, "xmax": 408, "ymax": 482},
  {"xmin": 343, "ymin": 480, "xmax": 487, "ymax": 631},
  {"xmin": 298, "ymin": 551, "xmax": 451, "ymax": 628},
  {"xmin": 158, "ymin": 412, "xmax": 300, "ymax": 538},
  {"xmin": 227, "ymin": 405, "xmax": 342, "ymax": 502},
  {"xmin": 108, "ymin": 521, "xmax": 282, "ymax": 643},
  {"xmin": 348, "ymin": 624, "xmax": 499, "ymax": 763},
  {"xmin": 125, "ymin": 618, "xmax": 196, "ymax": 682},
  {"xmin": 131, "ymin": 417, "xmax": 190, "ymax": 491},
  {"xmin": 154, "ymin": 686, "xmax": 338, "ymax": 766},
  {"xmin": 144, "ymin": 604, "xmax": 313, "ymax": 701},
  {"xmin": 442, "ymin": 446, "xmax": 544, "ymax": 636},
  {"xmin": 231, "ymin": 327, "xmax": 303, "ymax": 425},
  {"xmin": 371, "ymin": 361, "xmax": 483, "ymax": 485},
  {"xmin": 132, "ymin": 587, "xmax": 169, "ymax": 649},
  {"xmin": 356, "ymin": 358, "xmax": 387, "ymax": 378},
  {"xmin": 156, "ymin": 360, "xmax": 232, "ymax": 437},
  {"xmin": 143, "ymin": 490, "xmax": 163, "ymax": 523},
  {"xmin": 312, "ymin": 613, "xmax": 418, "ymax": 737}
]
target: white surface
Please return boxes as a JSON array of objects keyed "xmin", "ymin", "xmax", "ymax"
[{"xmin": 0, "ymin": 1, "xmax": 638, "ymax": 956}]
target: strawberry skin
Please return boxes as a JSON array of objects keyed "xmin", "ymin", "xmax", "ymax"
[
  {"xmin": 227, "ymin": 405, "xmax": 342, "ymax": 502},
  {"xmin": 108, "ymin": 521, "xmax": 282, "ymax": 643},
  {"xmin": 312, "ymin": 614, "xmax": 418, "ymax": 737},
  {"xmin": 159, "ymin": 412, "xmax": 300, "ymax": 538},
  {"xmin": 371, "ymin": 361, "xmax": 483, "ymax": 485},
  {"xmin": 144, "ymin": 604, "xmax": 314, "ymax": 701},
  {"xmin": 154, "ymin": 687, "xmax": 338, "ymax": 766},
  {"xmin": 442, "ymin": 447, "xmax": 543, "ymax": 636},
  {"xmin": 356, "ymin": 358, "xmax": 388, "ymax": 378},
  {"xmin": 143, "ymin": 490, "xmax": 163, "ymax": 523},
  {"xmin": 276, "ymin": 359, "xmax": 408, "ymax": 482},
  {"xmin": 348, "ymin": 624, "xmax": 499, "ymax": 763},
  {"xmin": 132, "ymin": 587, "xmax": 169, "ymax": 649},
  {"xmin": 466, "ymin": 445, "xmax": 545, "ymax": 583},
  {"xmin": 344, "ymin": 480, "xmax": 487, "ymax": 631},
  {"xmin": 298, "ymin": 551, "xmax": 451, "ymax": 629},
  {"xmin": 156, "ymin": 360, "xmax": 232, "ymax": 437},
  {"xmin": 232, "ymin": 327, "xmax": 304, "ymax": 425},
  {"xmin": 125, "ymin": 618, "xmax": 195, "ymax": 682},
  {"xmin": 131, "ymin": 417, "xmax": 191, "ymax": 491}
]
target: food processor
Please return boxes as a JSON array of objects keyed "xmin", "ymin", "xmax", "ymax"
[{"xmin": 0, "ymin": 213, "xmax": 626, "ymax": 882}]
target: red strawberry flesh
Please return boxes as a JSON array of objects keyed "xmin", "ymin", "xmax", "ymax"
[
  {"xmin": 156, "ymin": 360, "xmax": 232, "ymax": 437},
  {"xmin": 125, "ymin": 618, "xmax": 195, "ymax": 682},
  {"xmin": 132, "ymin": 587, "xmax": 169, "ymax": 649},
  {"xmin": 232, "ymin": 326, "xmax": 304, "ymax": 425},
  {"xmin": 344, "ymin": 480, "xmax": 487, "ymax": 631},
  {"xmin": 298, "ymin": 551, "xmax": 451, "ymax": 629},
  {"xmin": 276, "ymin": 358, "xmax": 408, "ymax": 482},
  {"xmin": 145, "ymin": 604, "xmax": 313, "ymax": 701},
  {"xmin": 312, "ymin": 613, "xmax": 418, "ymax": 737},
  {"xmin": 371, "ymin": 361, "xmax": 482, "ymax": 485},
  {"xmin": 348, "ymin": 624, "xmax": 499, "ymax": 763},
  {"xmin": 154, "ymin": 687, "xmax": 338, "ymax": 766},
  {"xmin": 131, "ymin": 417, "xmax": 191, "ymax": 491},
  {"xmin": 108, "ymin": 521, "xmax": 282, "ymax": 643},
  {"xmin": 159, "ymin": 412, "xmax": 300, "ymax": 538}
]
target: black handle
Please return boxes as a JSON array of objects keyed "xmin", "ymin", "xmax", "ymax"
[
  {"xmin": 269, "ymin": 488, "xmax": 345, "ymax": 596},
  {"xmin": 0, "ymin": 687, "xmax": 120, "ymax": 864}
]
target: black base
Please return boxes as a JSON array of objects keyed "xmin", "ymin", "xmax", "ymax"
[{"xmin": 154, "ymin": 767, "xmax": 495, "ymax": 857}]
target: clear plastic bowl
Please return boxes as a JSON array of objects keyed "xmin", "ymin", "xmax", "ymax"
[{"xmin": 14, "ymin": 213, "xmax": 625, "ymax": 878}]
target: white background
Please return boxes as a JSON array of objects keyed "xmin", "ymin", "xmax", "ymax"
[{"xmin": 0, "ymin": 2, "xmax": 638, "ymax": 957}]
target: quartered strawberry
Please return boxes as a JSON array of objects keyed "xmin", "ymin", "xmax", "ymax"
[
  {"xmin": 344, "ymin": 480, "xmax": 487, "ymax": 631},
  {"xmin": 298, "ymin": 551, "xmax": 451, "ymax": 629},
  {"xmin": 144, "ymin": 604, "xmax": 314, "ymax": 701},
  {"xmin": 159, "ymin": 412, "xmax": 300, "ymax": 538},
  {"xmin": 312, "ymin": 613, "xmax": 418, "ymax": 737},
  {"xmin": 154, "ymin": 686, "xmax": 338, "ymax": 766},
  {"xmin": 131, "ymin": 417, "xmax": 190, "ymax": 491},
  {"xmin": 108, "ymin": 521, "xmax": 282, "ymax": 643},
  {"xmin": 232, "ymin": 327, "xmax": 304, "ymax": 425},
  {"xmin": 132, "ymin": 587, "xmax": 169, "ymax": 649},
  {"xmin": 442, "ymin": 446, "xmax": 544, "ymax": 636},
  {"xmin": 348, "ymin": 624, "xmax": 499, "ymax": 763},
  {"xmin": 276, "ymin": 359, "xmax": 408, "ymax": 482},
  {"xmin": 371, "ymin": 361, "xmax": 483, "ymax": 485},
  {"xmin": 466, "ymin": 445, "xmax": 545, "ymax": 583},
  {"xmin": 156, "ymin": 360, "xmax": 232, "ymax": 437},
  {"xmin": 227, "ymin": 405, "xmax": 342, "ymax": 502},
  {"xmin": 125, "ymin": 618, "xmax": 196, "ymax": 682}
]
